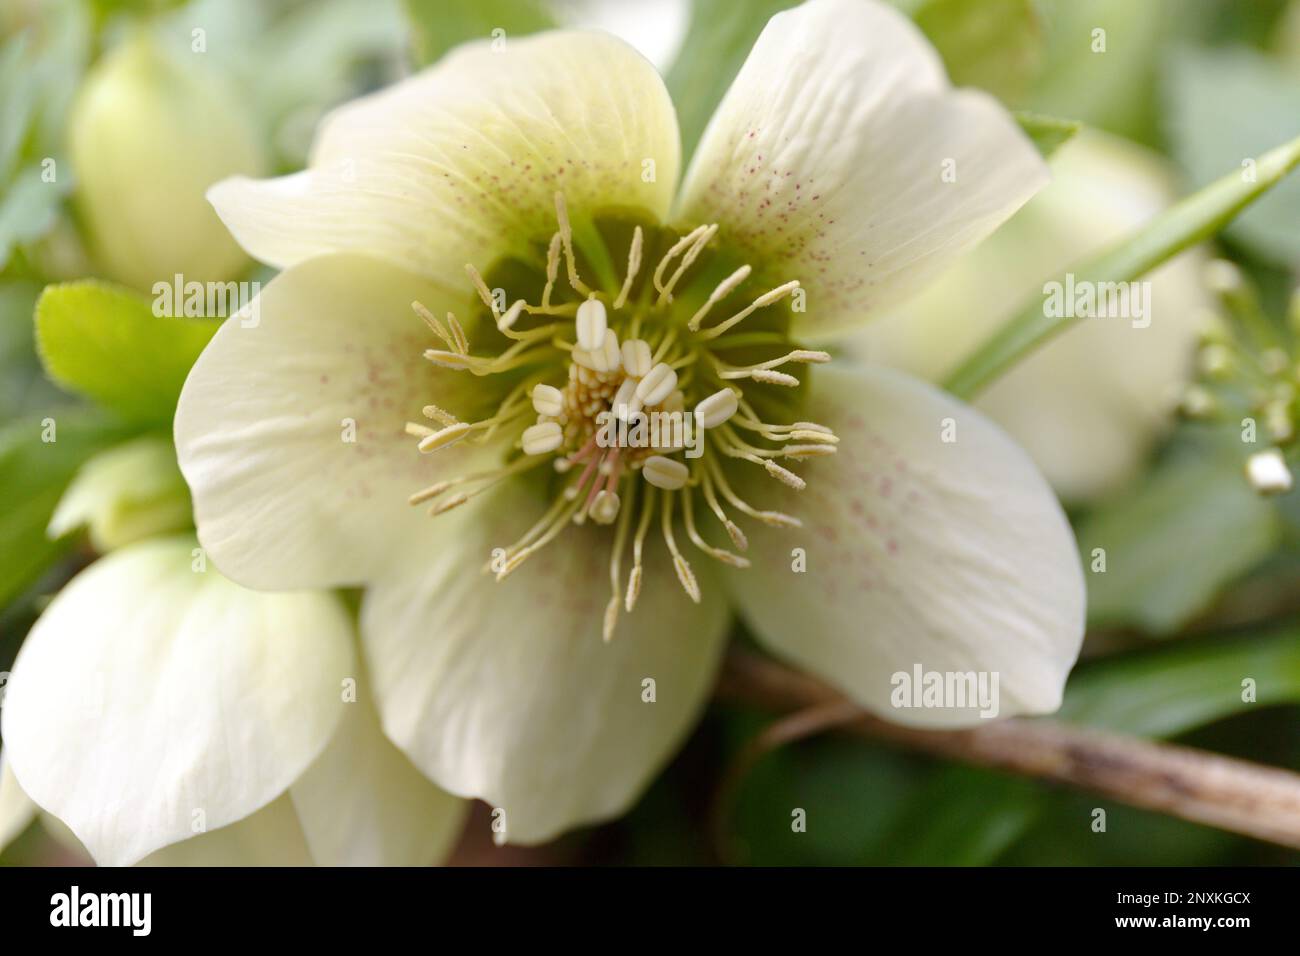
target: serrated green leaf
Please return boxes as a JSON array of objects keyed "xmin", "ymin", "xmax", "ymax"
[
  {"xmin": 0, "ymin": 411, "xmax": 134, "ymax": 609},
  {"xmin": 945, "ymin": 132, "xmax": 1300, "ymax": 399},
  {"xmin": 1165, "ymin": 44, "xmax": 1300, "ymax": 266},
  {"xmin": 35, "ymin": 281, "xmax": 218, "ymax": 427},
  {"xmin": 1078, "ymin": 439, "xmax": 1281, "ymax": 634},
  {"xmin": 1014, "ymin": 110, "xmax": 1081, "ymax": 157},
  {"xmin": 402, "ymin": 0, "xmax": 554, "ymax": 69},
  {"xmin": 666, "ymin": 0, "xmax": 795, "ymax": 165},
  {"xmin": 909, "ymin": 0, "xmax": 1043, "ymax": 104}
]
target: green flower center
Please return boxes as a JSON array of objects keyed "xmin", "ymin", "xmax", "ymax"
[{"xmin": 405, "ymin": 193, "xmax": 836, "ymax": 639}]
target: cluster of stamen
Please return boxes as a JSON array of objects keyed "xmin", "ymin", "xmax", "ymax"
[{"xmin": 405, "ymin": 193, "xmax": 837, "ymax": 640}]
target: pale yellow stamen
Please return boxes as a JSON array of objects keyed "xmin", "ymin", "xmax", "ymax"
[
  {"xmin": 687, "ymin": 265, "xmax": 752, "ymax": 331},
  {"xmin": 656, "ymin": 224, "xmax": 717, "ymax": 305},
  {"xmin": 541, "ymin": 232, "xmax": 562, "ymax": 308},
  {"xmin": 652, "ymin": 225, "xmax": 711, "ymax": 299},
  {"xmin": 701, "ymin": 469, "xmax": 748, "ymax": 551},
  {"xmin": 660, "ymin": 492, "xmax": 700, "ymax": 603},
  {"xmin": 422, "ymin": 403, "xmax": 460, "ymax": 426},
  {"xmin": 554, "ymin": 192, "xmax": 592, "ymax": 297},
  {"xmin": 412, "ymin": 300, "xmax": 459, "ymax": 353},
  {"xmin": 635, "ymin": 363, "xmax": 678, "ymax": 408},
  {"xmin": 621, "ymin": 338, "xmax": 652, "ymax": 378},
  {"xmin": 626, "ymin": 486, "xmax": 656, "ymax": 611},
  {"xmin": 604, "ymin": 479, "xmax": 638, "ymax": 641},
  {"xmin": 696, "ymin": 280, "xmax": 801, "ymax": 341},
  {"xmin": 705, "ymin": 455, "xmax": 802, "ymax": 528},
  {"xmin": 417, "ymin": 422, "xmax": 474, "ymax": 452},
  {"xmin": 614, "ymin": 226, "xmax": 643, "ymax": 310},
  {"xmin": 532, "ymin": 383, "xmax": 564, "ymax": 417},
  {"xmin": 694, "ymin": 388, "xmax": 739, "ymax": 429},
  {"xmin": 643, "ymin": 455, "xmax": 688, "ymax": 490},
  {"xmin": 522, "ymin": 421, "xmax": 563, "ymax": 455},
  {"xmin": 576, "ymin": 297, "xmax": 608, "ymax": 351},
  {"xmin": 682, "ymin": 485, "xmax": 749, "ymax": 568}
]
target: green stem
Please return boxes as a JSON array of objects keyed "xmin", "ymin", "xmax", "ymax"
[{"xmin": 943, "ymin": 133, "xmax": 1300, "ymax": 401}]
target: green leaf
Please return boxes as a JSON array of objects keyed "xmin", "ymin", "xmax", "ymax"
[
  {"xmin": 0, "ymin": 281, "xmax": 61, "ymax": 417},
  {"xmin": 669, "ymin": 0, "xmax": 1051, "ymax": 166},
  {"xmin": 887, "ymin": 627, "xmax": 1300, "ymax": 864},
  {"xmin": 1014, "ymin": 110, "xmax": 1081, "ymax": 157},
  {"xmin": 0, "ymin": 411, "xmax": 134, "ymax": 609},
  {"xmin": 944, "ymin": 132, "xmax": 1300, "ymax": 400},
  {"xmin": 1027, "ymin": 0, "xmax": 1185, "ymax": 146},
  {"xmin": 909, "ymin": 0, "xmax": 1043, "ymax": 104},
  {"xmin": 1059, "ymin": 628, "xmax": 1300, "ymax": 737},
  {"xmin": 1165, "ymin": 45, "xmax": 1300, "ymax": 266},
  {"xmin": 35, "ymin": 281, "xmax": 218, "ymax": 427},
  {"xmin": 1078, "ymin": 437, "xmax": 1281, "ymax": 635},
  {"xmin": 869, "ymin": 766, "xmax": 1042, "ymax": 865},
  {"xmin": 666, "ymin": 0, "xmax": 795, "ymax": 165},
  {"xmin": 402, "ymin": 0, "xmax": 554, "ymax": 69}
]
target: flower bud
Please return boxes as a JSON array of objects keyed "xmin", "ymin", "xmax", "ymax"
[
  {"xmin": 48, "ymin": 436, "xmax": 192, "ymax": 553},
  {"xmin": 69, "ymin": 31, "xmax": 264, "ymax": 292}
]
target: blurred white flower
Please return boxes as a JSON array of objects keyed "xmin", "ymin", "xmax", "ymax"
[
  {"xmin": 46, "ymin": 435, "xmax": 192, "ymax": 552},
  {"xmin": 1, "ymin": 536, "xmax": 466, "ymax": 866},
  {"xmin": 854, "ymin": 130, "xmax": 1214, "ymax": 501},
  {"xmin": 68, "ymin": 30, "xmax": 264, "ymax": 291}
]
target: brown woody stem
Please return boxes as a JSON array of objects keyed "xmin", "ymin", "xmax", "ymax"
[{"xmin": 716, "ymin": 648, "xmax": 1300, "ymax": 850}]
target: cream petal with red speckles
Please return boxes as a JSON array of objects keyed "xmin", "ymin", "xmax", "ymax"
[
  {"xmin": 723, "ymin": 362, "xmax": 1085, "ymax": 727},
  {"xmin": 676, "ymin": 0, "xmax": 1048, "ymax": 338},
  {"xmin": 209, "ymin": 31, "xmax": 679, "ymax": 289},
  {"xmin": 361, "ymin": 483, "xmax": 730, "ymax": 845},
  {"xmin": 175, "ymin": 254, "xmax": 503, "ymax": 591}
]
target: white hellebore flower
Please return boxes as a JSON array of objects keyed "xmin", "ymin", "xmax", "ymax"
[
  {"xmin": 1, "ymin": 537, "xmax": 466, "ymax": 866},
  {"xmin": 170, "ymin": 0, "xmax": 1084, "ymax": 844}
]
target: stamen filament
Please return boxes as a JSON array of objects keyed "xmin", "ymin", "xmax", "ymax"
[
  {"xmin": 626, "ymin": 485, "xmax": 656, "ymax": 611},
  {"xmin": 614, "ymin": 226, "xmax": 643, "ymax": 311},
  {"xmin": 604, "ymin": 478, "xmax": 638, "ymax": 642},
  {"xmin": 696, "ymin": 280, "xmax": 800, "ymax": 341},
  {"xmin": 687, "ymin": 265, "xmax": 752, "ymax": 331},
  {"xmin": 660, "ymin": 490, "xmax": 701, "ymax": 602},
  {"xmin": 682, "ymin": 484, "xmax": 750, "ymax": 568}
]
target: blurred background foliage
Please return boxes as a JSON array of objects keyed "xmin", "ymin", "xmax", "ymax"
[{"xmin": 2, "ymin": 0, "xmax": 1299, "ymax": 865}]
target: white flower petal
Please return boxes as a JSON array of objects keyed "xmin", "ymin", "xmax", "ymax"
[
  {"xmin": 138, "ymin": 797, "xmax": 314, "ymax": 867},
  {"xmin": 677, "ymin": 0, "xmax": 1048, "ymax": 336},
  {"xmin": 855, "ymin": 131, "xmax": 1214, "ymax": 500},
  {"xmin": 363, "ymin": 485, "xmax": 730, "ymax": 844},
  {"xmin": 209, "ymin": 31, "xmax": 679, "ymax": 285},
  {"xmin": 0, "ymin": 538, "xmax": 355, "ymax": 866},
  {"xmin": 726, "ymin": 363, "xmax": 1084, "ymax": 726},
  {"xmin": 289, "ymin": 674, "xmax": 468, "ymax": 866},
  {"xmin": 175, "ymin": 254, "xmax": 500, "ymax": 591},
  {"xmin": 0, "ymin": 750, "xmax": 36, "ymax": 855}
]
